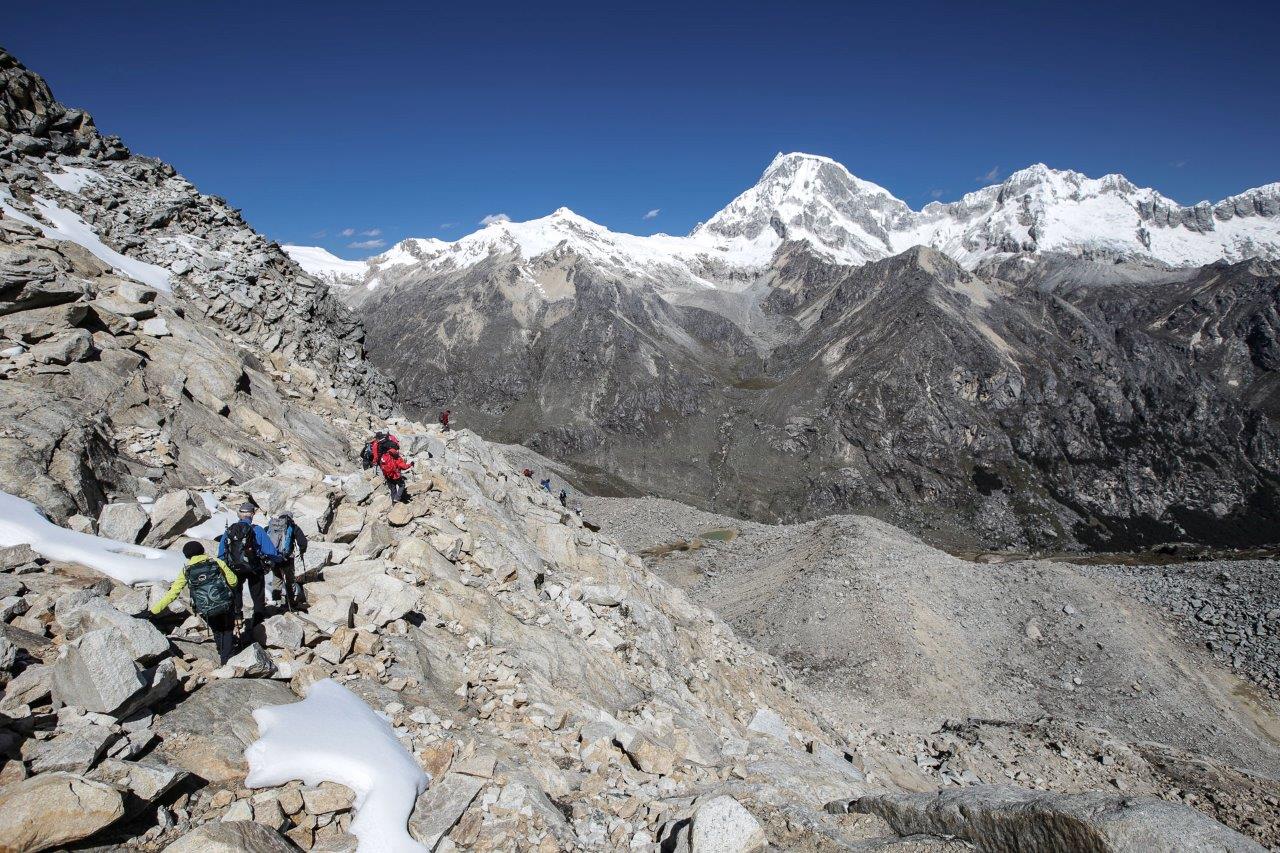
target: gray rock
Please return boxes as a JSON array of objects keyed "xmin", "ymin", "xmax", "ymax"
[
  {"xmin": 28, "ymin": 724, "xmax": 119, "ymax": 774},
  {"xmin": 51, "ymin": 627, "xmax": 175, "ymax": 716},
  {"xmin": 848, "ymin": 786, "xmax": 1266, "ymax": 853},
  {"xmin": 0, "ymin": 543, "xmax": 43, "ymax": 571},
  {"xmin": 0, "ymin": 771, "xmax": 124, "ymax": 853},
  {"xmin": 155, "ymin": 678, "xmax": 296, "ymax": 782},
  {"xmin": 408, "ymin": 772, "xmax": 486, "ymax": 850},
  {"xmin": 97, "ymin": 502, "xmax": 150, "ymax": 544},
  {"xmin": 91, "ymin": 756, "xmax": 188, "ymax": 803},
  {"xmin": 56, "ymin": 595, "xmax": 170, "ymax": 662},
  {"xmin": 164, "ymin": 819, "xmax": 297, "ymax": 852},
  {"xmin": 691, "ymin": 795, "xmax": 767, "ymax": 853},
  {"xmin": 30, "ymin": 328, "xmax": 92, "ymax": 364},
  {"xmin": 144, "ymin": 489, "xmax": 209, "ymax": 546}
]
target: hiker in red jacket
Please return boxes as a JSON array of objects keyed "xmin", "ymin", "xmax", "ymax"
[
  {"xmin": 380, "ymin": 446, "xmax": 413, "ymax": 503},
  {"xmin": 439, "ymin": 410, "xmax": 451, "ymax": 432}
]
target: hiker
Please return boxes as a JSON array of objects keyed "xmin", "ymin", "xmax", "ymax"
[
  {"xmin": 266, "ymin": 511, "xmax": 308, "ymax": 612},
  {"xmin": 439, "ymin": 410, "xmax": 452, "ymax": 431},
  {"xmin": 522, "ymin": 468, "xmax": 533, "ymax": 479},
  {"xmin": 540, "ymin": 477, "xmax": 552, "ymax": 493},
  {"xmin": 151, "ymin": 541, "xmax": 239, "ymax": 663},
  {"xmin": 558, "ymin": 488, "xmax": 568, "ymax": 507},
  {"xmin": 218, "ymin": 503, "xmax": 280, "ymax": 629},
  {"xmin": 380, "ymin": 445, "xmax": 414, "ymax": 503},
  {"xmin": 362, "ymin": 430, "xmax": 400, "ymax": 469}
]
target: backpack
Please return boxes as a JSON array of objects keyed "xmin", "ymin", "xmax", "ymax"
[
  {"xmin": 185, "ymin": 558, "xmax": 233, "ymax": 618},
  {"xmin": 223, "ymin": 521, "xmax": 262, "ymax": 575},
  {"xmin": 360, "ymin": 442, "xmax": 374, "ymax": 469},
  {"xmin": 267, "ymin": 515, "xmax": 296, "ymax": 558}
]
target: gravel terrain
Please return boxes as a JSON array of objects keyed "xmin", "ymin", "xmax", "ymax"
[{"xmin": 1077, "ymin": 560, "xmax": 1280, "ymax": 700}]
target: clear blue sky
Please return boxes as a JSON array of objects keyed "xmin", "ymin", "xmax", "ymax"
[{"xmin": 8, "ymin": 0, "xmax": 1278, "ymax": 258}]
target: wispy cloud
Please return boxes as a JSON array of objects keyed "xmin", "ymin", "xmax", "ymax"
[
  {"xmin": 977, "ymin": 166, "xmax": 1000, "ymax": 183},
  {"xmin": 1170, "ymin": 159, "xmax": 1188, "ymax": 169},
  {"xmin": 310, "ymin": 229, "xmax": 327, "ymax": 239},
  {"xmin": 360, "ymin": 228, "xmax": 382, "ymax": 237},
  {"xmin": 348, "ymin": 239, "xmax": 386, "ymax": 250},
  {"xmin": 929, "ymin": 189, "xmax": 945, "ymax": 200},
  {"xmin": 643, "ymin": 208, "xmax": 661, "ymax": 220},
  {"xmin": 339, "ymin": 227, "xmax": 356, "ymax": 237},
  {"xmin": 439, "ymin": 222, "xmax": 457, "ymax": 229},
  {"xmin": 479, "ymin": 213, "xmax": 511, "ymax": 226}
]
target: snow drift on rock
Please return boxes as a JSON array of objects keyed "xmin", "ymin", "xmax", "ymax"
[
  {"xmin": 0, "ymin": 491, "xmax": 180, "ymax": 584},
  {"xmin": 245, "ymin": 678, "xmax": 430, "ymax": 853},
  {"xmin": 0, "ymin": 187, "xmax": 172, "ymax": 291}
]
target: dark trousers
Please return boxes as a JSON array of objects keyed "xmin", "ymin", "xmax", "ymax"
[
  {"xmin": 233, "ymin": 568, "xmax": 267, "ymax": 626},
  {"xmin": 387, "ymin": 477, "xmax": 408, "ymax": 503},
  {"xmin": 207, "ymin": 610, "xmax": 236, "ymax": 664},
  {"xmin": 272, "ymin": 558, "xmax": 298, "ymax": 611}
]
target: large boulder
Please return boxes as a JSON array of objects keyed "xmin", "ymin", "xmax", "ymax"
[
  {"xmin": 691, "ymin": 795, "xmax": 767, "ymax": 853},
  {"xmin": 143, "ymin": 489, "xmax": 209, "ymax": 546},
  {"xmin": 163, "ymin": 819, "xmax": 297, "ymax": 852},
  {"xmin": 0, "ymin": 771, "xmax": 124, "ymax": 853},
  {"xmin": 51, "ymin": 626, "xmax": 176, "ymax": 716},
  {"xmin": 155, "ymin": 678, "xmax": 296, "ymax": 782},
  {"xmin": 56, "ymin": 595, "xmax": 169, "ymax": 662},
  {"xmin": 97, "ymin": 502, "xmax": 150, "ymax": 544},
  {"xmin": 846, "ymin": 786, "xmax": 1266, "ymax": 853}
]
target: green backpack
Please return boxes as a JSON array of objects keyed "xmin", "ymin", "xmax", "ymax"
[{"xmin": 185, "ymin": 559, "xmax": 233, "ymax": 618}]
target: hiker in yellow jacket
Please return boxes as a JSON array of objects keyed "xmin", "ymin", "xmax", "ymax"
[{"xmin": 151, "ymin": 541, "xmax": 240, "ymax": 663}]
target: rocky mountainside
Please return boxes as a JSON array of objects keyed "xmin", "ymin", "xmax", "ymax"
[
  {"xmin": 301, "ymin": 152, "xmax": 1280, "ymax": 551},
  {"xmin": 0, "ymin": 46, "xmax": 1275, "ymax": 853}
]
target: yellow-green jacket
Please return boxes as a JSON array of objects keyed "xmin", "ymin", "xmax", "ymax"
[{"xmin": 150, "ymin": 554, "xmax": 238, "ymax": 614}]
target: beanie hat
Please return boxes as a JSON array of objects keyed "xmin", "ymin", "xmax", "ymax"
[
  {"xmin": 182, "ymin": 541, "xmax": 205, "ymax": 559},
  {"xmin": 238, "ymin": 502, "xmax": 255, "ymax": 513}
]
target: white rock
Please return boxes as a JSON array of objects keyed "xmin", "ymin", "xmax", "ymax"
[{"xmin": 691, "ymin": 795, "xmax": 767, "ymax": 853}]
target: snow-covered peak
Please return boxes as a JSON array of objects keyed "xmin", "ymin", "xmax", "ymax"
[{"xmin": 296, "ymin": 155, "xmax": 1280, "ymax": 298}]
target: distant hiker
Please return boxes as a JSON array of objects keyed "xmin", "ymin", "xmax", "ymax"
[
  {"xmin": 522, "ymin": 468, "xmax": 533, "ymax": 479},
  {"xmin": 151, "ymin": 541, "xmax": 239, "ymax": 663},
  {"xmin": 218, "ymin": 503, "xmax": 280, "ymax": 628},
  {"xmin": 266, "ymin": 512, "xmax": 308, "ymax": 612},
  {"xmin": 540, "ymin": 478, "xmax": 552, "ymax": 493},
  {"xmin": 439, "ymin": 410, "xmax": 451, "ymax": 431},
  {"xmin": 364, "ymin": 430, "xmax": 400, "ymax": 469},
  {"xmin": 380, "ymin": 445, "xmax": 414, "ymax": 503},
  {"xmin": 558, "ymin": 488, "xmax": 568, "ymax": 507}
]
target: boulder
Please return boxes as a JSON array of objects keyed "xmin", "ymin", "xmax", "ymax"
[
  {"xmin": 155, "ymin": 678, "xmax": 296, "ymax": 782},
  {"xmin": 56, "ymin": 595, "xmax": 170, "ymax": 662},
  {"xmin": 260, "ymin": 613, "xmax": 305, "ymax": 650},
  {"xmin": 212, "ymin": 643, "xmax": 275, "ymax": 678},
  {"xmin": 164, "ymin": 819, "xmax": 297, "ymax": 852},
  {"xmin": 0, "ymin": 772, "xmax": 125, "ymax": 853},
  {"xmin": 847, "ymin": 787, "xmax": 1267, "ymax": 853},
  {"xmin": 51, "ymin": 627, "xmax": 176, "ymax": 716},
  {"xmin": 308, "ymin": 570, "xmax": 417, "ymax": 629},
  {"xmin": 27, "ymin": 724, "xmax": 119, "ymax": 774},
  {"xmin": 92, "ymin": 756, "xmax": 188, "ymax": 804},
  {"xmin": 691, "ymin": 795, "xmax": 767, "ymax": 853},
  {"xmin": 97, "ymin": 502, "xmax": 150, "ymax": 544},
  {"xmin": 0, "ymin": 543, "xmax": 43, "ymax": 571},
  {"xmin": 30, "ymin": 328, "xmax": 92, "ymax": 365},
  {"xmin": 391, "ymin": 537, "xmax": 459, "ymax": 582},
  {"xmin": 144, "ymin": 490, "xmax": 209, "ymax": 545},
  {"xmin": 328, "ymin": 504, "xmax": 364, "ymax": 543}
]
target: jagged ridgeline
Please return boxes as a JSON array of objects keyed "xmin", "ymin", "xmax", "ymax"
[
  {"xmin": 303, "ymin": 152, "xmax": 1280, "ymax": 552},
  {"xmin": 0, "ymin": 47, "xmax": 393, "ymax": 521}
]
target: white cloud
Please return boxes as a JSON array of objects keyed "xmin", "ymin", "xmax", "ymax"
[
  {"xmin": 977, "ymin": 166, "xmax": 1000, "ymax": 183},
  {"xmin": 339, "ymin": 227, "xmax": 356, "ymax": 237},
  {"xmin": 479, "ymin": 213, "xmax": 511, "ymax": 226},
  {"xmin": 310, "ymin": 229, "xmax": 327, "ymax": 239},
  {"xmin": 929, "ymin": 189, "xmax": 945, "ymax": 200},
  {"xmin": 439, "ymin": 222, "xmax": 457, "ymax": 229},
  {"xmin": 643, "ymin": 208, "xmax": 660, "ymax": 220},
  {"xmin": 360, "ymin": 228, "xmax": 382, "ymax": 236},
  {"xmin": 348, "ymin": 239, "xmax": 386, "ymax": 250}
]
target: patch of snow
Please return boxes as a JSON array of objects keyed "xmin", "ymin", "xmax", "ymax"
[
  {"xmin": 0, "ymin": 188, "xmax": 172, "ymax": 291},
  {"xmin": 183, "ymin": 492, "xmax": 244, "ymax": 540},
  {"xmin": 282, "ymin": 245, "xmax": 370, "ymax": 285},
  {"xmin": 245, "ymin": 678, "xmax": 430, "ymax": 853},
  {"xmin": 0, "ymin": 491, "xmax": 180, "ymax": 585},
  {"xmin": 44, "ymin": 166, "xmax": 100, "ymax": 195}
]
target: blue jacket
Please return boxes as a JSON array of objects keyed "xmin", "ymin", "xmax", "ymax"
[{"xmin": 218, "ymin": 521, "xmax": 281, "ymax": 564}]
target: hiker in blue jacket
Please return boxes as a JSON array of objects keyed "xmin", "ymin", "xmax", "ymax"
[{"xmin": 218, "ymin": 503, "xmax": 280, "ymax": 628}]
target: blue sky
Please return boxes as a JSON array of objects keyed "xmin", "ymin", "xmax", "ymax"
[{"xmin": 8, "ymin": 0, "xmax": 1278, "ymax": 258}]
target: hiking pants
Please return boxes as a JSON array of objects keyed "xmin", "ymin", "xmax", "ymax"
[
  {"xmin": 387, "ymin": 477, "xmax": 408, "ymax": 503},
  {"xmin": 233, "ymin": 568, "xmax": 267, "ymax": 626},
  {"xmin": 207, "ymin": 611, "xmax": 236, "ymax": 664},
  {"xmin": 273, "ymin": 558, "xmax": 298, "ymax": 611}
]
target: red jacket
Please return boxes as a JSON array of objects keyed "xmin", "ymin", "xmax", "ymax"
[
  {"xmin": 371, "ymin": 433, "xmax": 400, "ymax": 465},
  {"xmin": 380, "ymin": 451, "xmax": 412, "ymax": 480}
]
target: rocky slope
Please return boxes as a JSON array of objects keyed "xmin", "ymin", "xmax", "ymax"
[{"xmin": 0, "ymin": 46, "xmax": 1274, "ymax": 853}]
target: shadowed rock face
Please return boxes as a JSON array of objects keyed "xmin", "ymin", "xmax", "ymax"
[{"xmin": 362, "ymin": 241, "xmax": 1280, "ymax": 551}]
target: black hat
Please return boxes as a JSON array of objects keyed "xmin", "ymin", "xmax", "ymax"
[{"xmin": 182, "ymin": 541, "xmax": 205, "ymax": 559}]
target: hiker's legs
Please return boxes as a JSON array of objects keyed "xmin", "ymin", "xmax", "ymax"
[
  {"xmin": 208, "ymin": 612, "xmax": 235, "ymax": 664},
  {"xmin": 245, "ymin": 571, "xmax": 267, "ymax": 626},
  {"xmin": 279, "ymin": 558, "xmax": 297, "ymax": 611}
]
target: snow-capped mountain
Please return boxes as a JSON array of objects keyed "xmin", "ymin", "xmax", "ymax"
[{"xmin": 285, "ymin": 153, "xmax": 1280, "ymax": 291}]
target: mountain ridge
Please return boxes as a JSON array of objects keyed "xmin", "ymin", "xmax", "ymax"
[{"xmin": 287, "ymin": 152, "xmax": 1280, "ymax": 288}]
